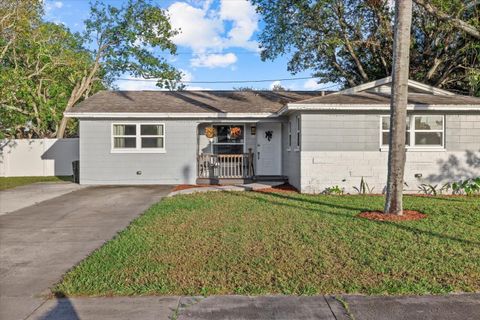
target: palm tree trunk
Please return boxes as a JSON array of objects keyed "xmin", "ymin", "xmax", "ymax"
[{"xmin": 384, "ymin": 0, "xmax": 413, "ymax": 215}]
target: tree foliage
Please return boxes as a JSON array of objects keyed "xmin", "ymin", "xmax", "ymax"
[
  {"xmin": 0, "ymin": 0, "xmax": 181, "ymax": 138},
  {"xmin": 252, "ymin": 0, "xmax": 480, "ymax": 96},
  {"xmin": 0, "ymin": 0, "xmax": 101, "ymax": 138}
]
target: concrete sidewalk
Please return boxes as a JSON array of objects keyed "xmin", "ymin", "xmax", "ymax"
[
  {"xmin": 26, "ymin": 294, "xmax": 480, "ymax": 320},
  {"xmin": 0, "ymin": 185, "xmax": 172, "ymax": 320}
]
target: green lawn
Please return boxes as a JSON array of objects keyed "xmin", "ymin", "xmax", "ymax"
[
  {"xmin": 55, "ymin": 191, "xmax": 480, "ymax": 297},
  {"xmin": 0, "ymin": 176, "xmax": 73, "ymax": 191}
]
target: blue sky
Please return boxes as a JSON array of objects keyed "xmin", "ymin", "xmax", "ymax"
[{"xmin": 43, "ymin": 0, "xmax": 337, "ymax": 91}]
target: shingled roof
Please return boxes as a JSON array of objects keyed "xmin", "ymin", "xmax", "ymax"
[
  {"xmin": 290, "ymin": 91, "xmax": 480, "ymax": 106},
  {"xmin": 283, "ymin": 77, "xmax": 480, "ymax": 112},
  {"xmin": 69, "ymin": 90, "xmax": 324, "ymax": 114}
]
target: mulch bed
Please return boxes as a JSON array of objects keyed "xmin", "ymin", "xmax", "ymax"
[
  {"xmin": 358, "ymin": 210, "xmax": 427, "ymax": 221},
  {"xmin": 256, "ymin": 183, "xmax": 299, "ymax": 194},
  {"xmin": 172, "ymin": 185, "xmax": 209, "ymax": 192}
]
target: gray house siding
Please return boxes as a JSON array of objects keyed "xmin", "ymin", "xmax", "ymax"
[
  {"xmin": 299, "ymin": 112, "xmax": 480, "ymax": 193},
  {"xmin": 302, "ymin": 113, "xmax": 379, "ymax": 151},
  {"xmin": 445, "ymin": 114, "xmax": 480, "ymax": 150},
  {"xmin": 79, "ymin": 119, "xmax": 197, "ymax": 185}
]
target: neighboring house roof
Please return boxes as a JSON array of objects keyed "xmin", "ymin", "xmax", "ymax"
[
  {"xmin": 66, "ymin": 90, "xmax": 324, "ymax": 118},
  {"xmin": 282, "ymin": 77, "xmax": 480, "ymax": 113}
]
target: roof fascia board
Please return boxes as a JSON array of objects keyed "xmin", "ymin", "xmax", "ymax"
[
  {"xmin": 334, "ymin": 77, "xmax": 392, "ymax": 95},
  {"xmin": 406, "ymin": 79, "xmax": 455, "ymax": 96},
  {"xmin": 335, "ymin": 77, "xmax": 455, "ymax": 96},
  {"xmin": 64, "ymin": 112, "xmax": 278, "ymax": 119},
  {"xmin": 283, "ymin": 104, "xmax": 480, "ymax": 112}
]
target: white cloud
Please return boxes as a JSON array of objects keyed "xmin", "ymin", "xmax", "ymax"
[
  {"xmin": 167, "ymin": 0, "xmax": 259, "ymax": 68},
  {"xmin": 168, "ymin": 2, "xmax": 224, "ymax": 53},
  {"xmin": 219, "ymin": 0, "xmax": 259, "ymax": 50},
  {"xmin": 180, "ymin": 69, "xmax": 194, "ymax": 82},
  {"xmin": 185, "ymin": 86, "xmax": 212, "ymax": 90},
  {"xmin": 115, "ymin": 76, "xmax": 163, "ymax": 91},
  {"xmin": 270, "ymin": 80, "xmax": 282, "ymax": 90},
  {"xmin": 191, "ymin": 53, "xmax": 238, "ymax": 68},
  {"xmin": 43, "ymin": 0, "xmax": 63, "ymax": 12},
  {"xmin": 303, "ymin": 79, "xmax": 323, "ymax": 90},
  {"xmin": 114, "ymin": 70, "xmax": 209, "ymax": 91}
]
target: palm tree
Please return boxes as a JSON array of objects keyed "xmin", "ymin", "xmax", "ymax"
[{"xmin": 384, "ymin": 0, "xmax": 413, "ymax": 215}]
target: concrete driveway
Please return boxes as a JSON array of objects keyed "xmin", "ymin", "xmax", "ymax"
[
  {"xmin": 0, "ymin": 182, "xmax": 85, "ymax": 215},
  {"xmin": 0, "ymin": 185, "xmax": 172, "ymax": 320}
]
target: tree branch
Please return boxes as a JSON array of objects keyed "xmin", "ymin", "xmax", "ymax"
[{"xmin": 414, "ymin": 0, "xmax": 480, "ymax": 39}]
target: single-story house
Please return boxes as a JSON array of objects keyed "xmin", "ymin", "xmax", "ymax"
[{"xmin": 66, "ymin": 77, "xmax": 480, "ymax": 193}]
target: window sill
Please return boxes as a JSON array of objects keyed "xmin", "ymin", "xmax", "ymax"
[
  {"xmin": 380, "ymin": 147, "xmax": 446, "ymax": 152},
  {"xmin": 111, "ymin": 149, "xmax": 166, "ymax": 154},
  {"xmin": 286, "ymin": 147, "xmax": 291, "ymax": 152},
  {"xmin": 294, "ymin": 147, "xmax": 300, "ymax": 152}
]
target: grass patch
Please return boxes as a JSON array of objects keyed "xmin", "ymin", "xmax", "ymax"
[
  {"xmin": 0, "ymin": 176, "xmax": 73, "ymax": 191},
  {"xmin": 55, "ymin": 191, "xmax": 480, "ymax": 296}
]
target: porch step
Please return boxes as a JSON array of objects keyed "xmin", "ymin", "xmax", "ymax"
[
  {"xmin": 196, "ymin": 176, "xmax": 288, "ymax": 186},
  {"xmin": 253, "ymin": 175, "xmax": 288, "ymax": 182},
  {"xmin": 197, "ymin": 178, "xmax": 253, "ymax": 185}
]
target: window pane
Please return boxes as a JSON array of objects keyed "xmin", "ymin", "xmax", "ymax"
[
  {"xmin": 382, "ymin": 131, "xmax": 410, "ymax": 146},
  {"xmin": 113, "ymin": 124, "xmax": 136, "ymax": 136},
  {"xmin": 114, "ymin": 137, "xmax": 136, "ymax": 148},
  {"xmin": 415, "ymin": 116, "xmax": 443, "ymax": 130},
  {"xmin": 214, "ymin": 125, "xmax": 243, "ymax": 143},
  {"xmin": 382, "ymin": 116, "xmax": 410, "ymax": 130},
  {"xmin": 382, "ymin": 117, "xmax": 390, "ymax": 130},
  {"xmin": 141, "ymin": 124, "xmax": 163, "ymax": 136},
  {"xmin": 141, "ymin": 137, "xmax": 164, "ymax": 148},
  {"xmin": 213, "ymin": 144, "xmax": 243, "ymax": 154},
  {"xmin": 415, "ymin": 132, "xmax": 443, "ymax": 146}
]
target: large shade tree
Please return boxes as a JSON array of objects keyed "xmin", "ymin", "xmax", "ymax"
[
  {"xmin": 0, "ymin": 0, "xmax": 181, "ymax": 138},
  {"xmin": 251, "ymin": 0, "xmax": 480, "ymax": 95},
  {"xmin": 0, "ymin": 0, "xmax": 100, "ymax": 138},
  {"xmin": 56, "ymin": 0, "xmax": 181, "ymax": 138}
]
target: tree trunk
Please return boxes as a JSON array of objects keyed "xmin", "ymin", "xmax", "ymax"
[
  {"xmin": 384, "ymin": 0, "xmax": 413, "ymax": 215},
  {"xmin": 56, "ymin": 54, "xmax": 102, "ymax": 138}
]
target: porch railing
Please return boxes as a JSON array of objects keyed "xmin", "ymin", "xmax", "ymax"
[{"xmin": 198, "ymin": 153, "xmax": 254, "ymax": 179}]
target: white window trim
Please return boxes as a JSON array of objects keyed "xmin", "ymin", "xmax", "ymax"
[
  {"xmin": 211, "ymin": 124, "xmax": 246, "ymax": 154},
  {"xmin": 111, "ymin": 123, "xmax": 166, "ymax": 153},
  {"xmin": 379, "ymin": 115, "xmax": 445, "ymax": 151},
  {"xmin": 294, "ymin": 116, "xmax": 300, "ymax": 152},
  {"xmin": 287, "ymin": 121, "xmax": 292, "ymax": 151}
]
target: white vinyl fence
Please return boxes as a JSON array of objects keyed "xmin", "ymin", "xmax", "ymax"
[{"xmin": 0, "ymin": 139, "xmax": 79, "ymax": 177}]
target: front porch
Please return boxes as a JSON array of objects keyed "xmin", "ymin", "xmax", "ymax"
[{"xmin": 196, "ymin": 122, "xmax": 286, "ymax": 185}]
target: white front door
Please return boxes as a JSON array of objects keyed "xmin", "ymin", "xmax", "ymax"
[{"xmin": 256, "ymin": 123, "xmax": 282, "ymax": 176}]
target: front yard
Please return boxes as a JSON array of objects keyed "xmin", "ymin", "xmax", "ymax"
[{"xmin": 55, "ymin": 191, "xmax": 480, "ymax": 297}]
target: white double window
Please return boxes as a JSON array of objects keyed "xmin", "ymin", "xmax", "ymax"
[
  {"xmin": 112, "ymin": 123, "xmax": 165, "ymax": 153},
  {"xmin": 381, "ymin": 115, "xmax": 444, "ymax": 148}
]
